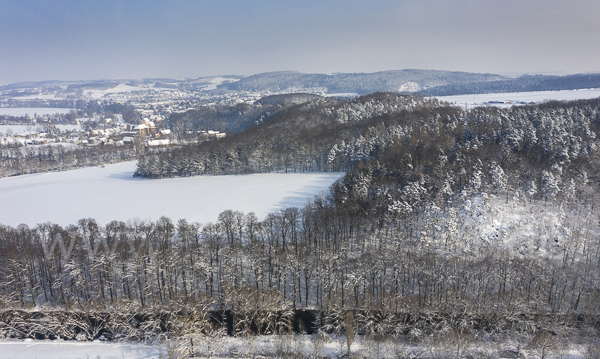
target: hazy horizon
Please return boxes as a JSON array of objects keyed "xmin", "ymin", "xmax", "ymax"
[
  {"xmin": 1, "ymin": 0, "xmax": 599, "ymax": 84},
  {"xmin": 3, "ymin": 68, "xmax": 597, "ymax": 86}
]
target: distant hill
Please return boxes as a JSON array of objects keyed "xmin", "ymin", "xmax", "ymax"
[
  {"xmin": 256, "ymin": 93, "xmax": 322, "ymax": 106},
  {"xmin": 4, "ymin": 70, "xmax": 600, "ymax": 97},
  {"xmin": 218, "ymin": 70, "xmax": 508, "ymax": 94},
  {"xmin": 419, "ymin": 73, "xmax": 600, "ymax": 96}
]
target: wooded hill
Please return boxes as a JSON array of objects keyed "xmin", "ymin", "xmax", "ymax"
[
  {"xmin": 419, "ymin": 73, "xmax": 600, "ymax": 96},
  {"xmin": 2, "ymin": 93, "xmax": 600, "ymax": 350},
  {"xmin": 217, "ymin": 70, "xmax": 600, "ymax": 96},
  {"xmin": 217, "ymin": 70, "xmax": 507, "ymax": 94},
  {"xmin": 4, "ymin": 70, "xmax": 599, "ymax": 98},
  {"xmin": 166, "ymin": 93, "xmax": 323, "ymax": 137}
]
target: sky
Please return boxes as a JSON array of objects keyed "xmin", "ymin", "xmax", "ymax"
[{"xmin": 1, "ymin": 0, "xmax": 599, "ymax": 84}]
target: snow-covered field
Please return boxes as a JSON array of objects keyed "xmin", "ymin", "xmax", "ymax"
[
  {"xmin": 0, "ymin": 161, "xmax": 343, "ymax": 227},
  {"xmin": 0, "ymin": 339, "xmax": 164, "ymax": 359},
  {"xmin": 437, "ymin": 88, "xmax": 600, "ymax": 108},
  {"xmin": 13, "ymin": 93, "xmax": 59, "ymax": 100},
  {"xmin": 84, "ymin": 83, "xmax": 160, "ymax": 99},
  {"xmin": 0, "ymin": 124, "xmax": 81, "ymax": 137},
  {"xmin": 0, "ymin": 108, "xmax": 74, "ymax": 116},
  {"xmin": 0, "ymin": 333, "xmax": 591, "ymax": 359},
  {"xmin": 324, "ymin": 92, "xmax": 359, "ymax": 98},
  {"xmin": 200, "ymin": 76, "xmax": 240, "ymax": 91}
]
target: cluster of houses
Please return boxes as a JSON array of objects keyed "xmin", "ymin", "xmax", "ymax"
[
  {"xmin": 1, "ymin": 116, "xmax": 225, "ymax": 148},
  {"xmin": 7, "ymin": 131, "xmax": 56, "ymax": 145},
  {"xmin": 119, "ymin": 119, "xmax": 168, "ymax": 147},
  {"xmin": 199, "ymin": 130, "xmax": 226, "ymax": 139}
]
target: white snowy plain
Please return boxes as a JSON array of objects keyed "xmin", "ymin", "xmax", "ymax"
[
  {"xmin": 0, "ymin": 334, "xmax": 591, "ymax": 359},
  {"xmin": 0, "ymin": 161, "xmax": 343, "ymax": 227},
  {"xmin": 0, "ymin": 108, "xmax": 74, "ymax": 116},
  {"xmin": 436, "ymin": 88, "xmax": 600, "ymax": 108},
  {"xmin": 0, "ymin": 124, "xmax": 81, "ymax": 137},
  {"xmin": 200, "ymin": 76, "xmax": 240, "ymax": 91},
  {"xmin": 0, "ymin": 339, "xmax": 165, "ymax": 359},
  {"xmin": 83, "ymin": 83, "xmax": 162, "ymax": 99}
]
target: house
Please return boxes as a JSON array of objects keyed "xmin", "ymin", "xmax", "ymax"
[
  {"xmin": 147, "ymin": 139, "xmax": 170, "ymax": 147},
  {"xmin": 13, "ymin": 131, "xmax": 38, "ymax": 139},
  {"xmin": 132, "ymin": 119, "xmax": 156, "ymax": 136},
  {"xmin": 155, "ymin": 128, "xmax": 171, "ymax": 139},
  {"xmin": 197, "ymin": 130, "xmax": 226, "ymax": 141}
]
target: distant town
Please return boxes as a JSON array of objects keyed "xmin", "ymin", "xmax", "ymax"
[
  {"xmin": 0, "ymin": 75, "xmax": 361, "ymax": 149},
  {"xmin": 0, "ymin": 79, "xmax": 261, "ymax": 147}
]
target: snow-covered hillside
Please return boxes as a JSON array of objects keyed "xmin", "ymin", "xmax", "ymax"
[
  {"xmin": 416, "ymin": 192, "xmax": 595, "ymax": 261},
  {"xmin": 83, "ymin": 83, "xmax": 158, "ymax": 99},
  {"xmin": 0, "ymin": 161, "xmax": 343, "ymax": 227},
  {"xmin": 437, "ymin": 88, "xmax": 600, "ymax": 108}
]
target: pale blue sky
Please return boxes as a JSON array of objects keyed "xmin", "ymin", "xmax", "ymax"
[{"xmin": 1, "ymin": 0, "xmax": 599, "ymax": 83}]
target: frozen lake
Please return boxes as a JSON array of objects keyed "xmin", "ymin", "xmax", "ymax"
[{"xmin": 0, "ymin": 161, "xmax": 343, "ymax": 227}]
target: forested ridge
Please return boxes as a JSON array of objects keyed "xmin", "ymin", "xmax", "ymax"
[
  {"xmin": 166, "ymin": 93, "xmax": 323, "ymax": 137},
  {"xmin": 218, "ymin": 70, "xmax": 507, "ymax": 94},
  {"xmin": 419, "ymin": 73, "xmax": 600, "ymax": 96},
  {"xmin": 3, "ymin": 94, "xmax": 600, "ymax": 356},
  {"xmin": 134, "ymin": 93, "xmax": 445, "ymax": 177}
]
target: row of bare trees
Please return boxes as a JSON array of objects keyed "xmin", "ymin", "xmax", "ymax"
[{"xmin": 2, "ymin": 192, "xmax": 600, "ymax": 318}]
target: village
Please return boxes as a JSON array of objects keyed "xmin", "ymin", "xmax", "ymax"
[
  {"xmin": 0, "ymin": 111, "xmax": 226, "ymax": 149},
  {"xmin": 0, "ymin": 77, "xmax": 303, "ymax": 150}
]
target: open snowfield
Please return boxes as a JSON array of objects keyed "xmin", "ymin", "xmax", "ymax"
[
  {"xmin": 9, "ymin": 93, "xmax": 59, "ymax": 100},
  {"xmin": 0, "ymin": 108, "xmax": 74, "ymax": 117},
  {"xmin": 200, "ymin": 76, "xmax": 240, "ymax": 91},
  {"xmin": 0, "ymin": 124, "xmax": 81, "ymax": 137},
  {"xmin": 0, "ymin": 161, "xmax": 343, "ymax": 227},
  {"xmin": 1, "ymin": 335, "xmax": 588, "ymax": 359},
  {"xmin": 0, "ymin": 339, "xmax": 164, "ymax": 359},
  {"xmin": 84, "ymin": 83, "xmax": 156, "ymax": 98},
  {"xmin": 324, "ymin": 92, "xmax": 359, "ymax": 98},
  {"xmin": 437, "ymin": 88, "xmax": 600, "ymax": 108}
]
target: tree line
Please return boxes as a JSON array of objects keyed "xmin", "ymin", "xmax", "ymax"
[
  {"xmin": 1, "ymin": 182, "xmax": 599, "ymax": 317},
  {"xmin": 0, "ymin": 143, "xmax": 137, "ymax": 177}
]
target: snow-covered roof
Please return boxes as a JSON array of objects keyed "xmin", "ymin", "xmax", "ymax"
[
  {"xmin": 147, "ymin": 139, "xmax": 170, "ymax": 146},
  {"xmin": 14, "ymin": 131, "xmax": 38, "ymax": 137}
]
